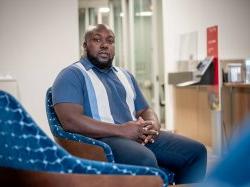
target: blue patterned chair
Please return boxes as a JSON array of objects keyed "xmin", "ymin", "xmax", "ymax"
[
  {"xmin": 46, "ymin": 87, "xmax": 114, "ymax": 162},
  {"xmin": 0, "ymin": 90, "xmax": 169, "ymax": 187}
]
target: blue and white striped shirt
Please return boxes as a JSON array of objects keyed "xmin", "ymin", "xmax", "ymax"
[{"xmin": 52, "ymin": 57, "xmax": 148, "ymax": 124}]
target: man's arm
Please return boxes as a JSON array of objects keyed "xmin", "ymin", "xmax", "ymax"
[{"xmin": 54, "ymin": 103, "xmax": 157, "ymax": 141}]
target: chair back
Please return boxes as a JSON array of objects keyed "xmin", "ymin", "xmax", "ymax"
[
  {"xmin": 45, "ymin": 87, "xmax": 113, "ymax": 162},
  {"xmin": 45, "ymin": 87, "xmax": 64, "ymax": 134},
  {"xmin": 0, "ymin": 90, "xmax": 79, "ymax": 172}
]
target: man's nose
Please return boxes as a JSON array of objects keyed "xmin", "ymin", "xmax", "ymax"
[{"xmin": 100, "ymin": 41, "xmax": 109, "ymax": 48}]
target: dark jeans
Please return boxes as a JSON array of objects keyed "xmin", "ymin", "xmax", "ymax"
[{"xmin": 99, "ymin": 131, "xmax": 207, "ymax": 184}]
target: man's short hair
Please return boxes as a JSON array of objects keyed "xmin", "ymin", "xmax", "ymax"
[{"xmin": 83, "ymin": 24, "xmax": 114, "ymax": 42}]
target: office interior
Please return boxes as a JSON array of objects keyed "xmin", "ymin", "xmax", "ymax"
[{"xmin": 0, "ymin": 0, "xmax": 250, "ymax": 186}]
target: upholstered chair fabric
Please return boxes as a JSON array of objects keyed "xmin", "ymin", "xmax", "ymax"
[
  {"xmin": 0, "ymin": 90, "xmax": 168, "ymax": 186},
  {"xmin": 46, "ymin": 87, "xmax": 114, "ymax": 162}
]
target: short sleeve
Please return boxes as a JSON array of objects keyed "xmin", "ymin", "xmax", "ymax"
[
  {"xmin": 127, "ymin": 72, "xmax": 149, "ymax": 112},
  {"xmin": 52, "ymin": 66, "xmax": 84, "ymax": 106}
]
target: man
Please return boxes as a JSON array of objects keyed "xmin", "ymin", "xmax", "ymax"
[{"xmin": 52, "ymin": 24, "xmax": 207, "ymax": 184}]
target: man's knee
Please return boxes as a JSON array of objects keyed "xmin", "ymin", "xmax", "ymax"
[
  {"xmin": 192, "ymin": 142, "xmax": 207, "ymax": 176},
  {"xmin": 195, "ymin": 142, "xmax": 207, "ymax": 160},
  {"xmin": 136, "ymin": 151, "xmax": 158, "ymax": 168},
  {"xmin": 117, "ymin": 144, "xmax": 158, "ymax": 168}
]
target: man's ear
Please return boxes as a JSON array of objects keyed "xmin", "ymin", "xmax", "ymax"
[{"xmin": 83, "ymin": 41, "xmax": 87, "ymax": 50}]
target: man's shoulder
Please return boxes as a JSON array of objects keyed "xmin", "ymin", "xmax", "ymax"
[
  {"xmin": 60, "ymin": 61, "xmax": 81, "ymax": 74},
  {"xmin": 56, "ymin": 61, "xmax": 84, "ymax": 81}
]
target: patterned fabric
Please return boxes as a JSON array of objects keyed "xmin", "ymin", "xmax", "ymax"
[
  {"xmin": 0, "ymin": 90, "xmax": 169, "ymax": 186},
  {"xmin": 46, "ymin": 87, "xmax": 115, "ymax": 162}
]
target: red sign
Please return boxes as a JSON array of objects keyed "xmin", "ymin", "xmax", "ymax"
[
  {"xmin": 207, "ymin": 26, "xmax": 218, "ymax": 85},
  {"xmin": 207, "ymin": 25, "xmax": 220, "ymax": 110}
]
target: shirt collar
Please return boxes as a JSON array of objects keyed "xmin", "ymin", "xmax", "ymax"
[{"xmin": 80, "ymin": 56, "xmax": 118, "ymax": 72}]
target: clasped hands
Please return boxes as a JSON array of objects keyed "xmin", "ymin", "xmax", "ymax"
[
  {"xmin": 121, "ymin": 117, "xmax": 160, "ymax": 145},
  {"xmin": 137, "ymin": 117, "xmax": 159, "ymax": 145}
]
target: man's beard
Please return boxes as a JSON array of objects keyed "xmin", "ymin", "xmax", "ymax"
[{"xmin": 87, "ymin": 53, "xmax": 113, "ymax": 69}]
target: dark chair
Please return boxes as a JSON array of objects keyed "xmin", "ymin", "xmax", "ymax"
[{"xmin": 0, "ymin": 90, "xmax": 169, "ymax": 187}]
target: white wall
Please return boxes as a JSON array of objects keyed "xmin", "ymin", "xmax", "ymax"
[
  {"xmin": 0, "ymin": 0, "xmax": 79, "ymax": 137},
  {"xmin": 163, "ymin": 0, "xmax": 250, "ymax": 130}
]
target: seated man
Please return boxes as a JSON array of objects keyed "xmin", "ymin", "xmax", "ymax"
[{"xmin": 52, "ymin": 24, "xmax": 207, "ymax": 184}]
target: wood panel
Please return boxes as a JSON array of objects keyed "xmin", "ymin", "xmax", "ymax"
[
  {"xmin": 174, "ymin": 87, "xmax": 198, "ymax": 140},
  {"xmin": 233, "ymin": 87, "xmax": 250, "ymax": 125},
  {"xmin": 173, "ymin": 86, "xmax": 212, "ymax": 147},
  {"xmin": 54, "ymin": 136, "xmax": 107, "ymax": 162},
  {"xmin": 0, "ymin": 167, "xmax": 163, "ymax": 187},
  {"xmin": 222, "ymin": 85, "xmax": 250, "ymax": 148}
]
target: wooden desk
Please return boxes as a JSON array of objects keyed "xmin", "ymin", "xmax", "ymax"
[
  {"xmin": 173, "ymin": 83, "xmax": 250, "ymax": 151},
  {"xmin": 222, "ymin": 83, "xmax": 250, "ymax": 148},
  {"xmin": 173, "ymin": 86, "xmax": 212, "ymax": 147}
]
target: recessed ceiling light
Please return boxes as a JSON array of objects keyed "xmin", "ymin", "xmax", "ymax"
[
  {"xmin": 99, "ymin": 7, "xmax": 110, "ymax": 13},
  {"xmin": 135, "ymin": 11, "xmax": 152, "ymax": 17}
]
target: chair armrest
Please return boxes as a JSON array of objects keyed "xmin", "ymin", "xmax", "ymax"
[
  {"xmin": 0, "ymin": 167, "xmax": 163, "ymax": 187},
  {"xmin": 50, "ymin": 125, "xmax": 114, "ymax": 162}
]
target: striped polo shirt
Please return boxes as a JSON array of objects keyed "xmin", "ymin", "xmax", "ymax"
[{"xmin": 52, "ymin": 57, "xmax": 148, "ymax": 124}]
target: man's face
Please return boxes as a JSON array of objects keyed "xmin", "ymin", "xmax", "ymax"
[{"xmin": 84, "ymin": 27, "xmax": 115, "ymax": 69}]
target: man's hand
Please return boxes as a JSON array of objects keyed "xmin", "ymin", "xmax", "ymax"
[
  {"xmin": 136, "ymin": 108, "xmax": 161, "ymax": 145},
  {"xmin": 138, "ymin": 117, "xmax": 159, "ymax": 145},
  {"xmin": 120, "ymin": 118, "xmax": 158, "ymax": 143}
]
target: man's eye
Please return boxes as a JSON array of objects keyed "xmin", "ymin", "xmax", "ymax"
[
  {"xmin": 93, "ymin": 38, "xmax": 101, "ymax": 42},
  {"xmin": 107, "ymin": 39, "xmax": 114, "ymax": 44}
]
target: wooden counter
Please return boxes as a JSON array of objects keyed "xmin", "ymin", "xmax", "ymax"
[
  {"xmin": 173, "ymin": 86, "xmax": 212, "ymax": 147},
  {"xmin": 222, "ymin": 83, "xmax": 250, "ymax": 148},
  {"xmin": 173, "ymin": 83, "xmax": 250, "ymax": 150}
]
